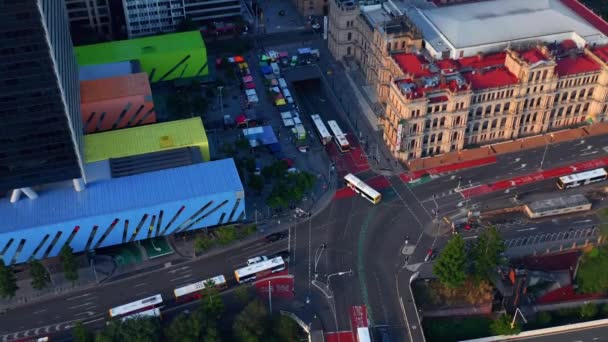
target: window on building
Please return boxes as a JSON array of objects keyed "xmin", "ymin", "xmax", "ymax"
[
  {"xmin": 347, "ymin": 32, "xmax": 352, "ymax": 41},
  {"xmin": 347, "ymin": 47, "xmax": 351, "ymax": 55}
]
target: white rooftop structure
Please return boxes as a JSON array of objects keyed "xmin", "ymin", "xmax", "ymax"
[{"xmin": 411, "ymin": 0, "xmax": 608, "ymax": 58}]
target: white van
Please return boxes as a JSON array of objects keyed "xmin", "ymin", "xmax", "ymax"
[
  {"xmin": 278, "ymin": 78, "xmax": 288, "ymax": 90},
  {"xmin": 270, "ymin": 62, "xmax": 280, "ymax": 76}
]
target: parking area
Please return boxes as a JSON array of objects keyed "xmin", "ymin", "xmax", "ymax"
[{"xmin": 503, "ymin": 226, "xmax": 598, "ymax": 249}]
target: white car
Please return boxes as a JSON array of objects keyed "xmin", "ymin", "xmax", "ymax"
[{"xmin": 247, "ymin": 255, "xmax": 268, "ymax": 265}]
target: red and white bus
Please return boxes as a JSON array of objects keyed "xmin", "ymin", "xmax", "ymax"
[
  {"xmin": 311, "ymin": 114, "xmax": 333, "ymax": 145},
  {"xmin": 327, "ymin": 120, "xmax": 350, "ymax": 152},
  {"xmin": 234, "ymin": 257, "xmax": 285, "ymax": 283},
  {"xmin": 108, "ymin": 294, "xmax": 163, "ymax": 321},
  {"xmin": 173, "ymin": 275, "xmax": 228, "ymax": 302}
]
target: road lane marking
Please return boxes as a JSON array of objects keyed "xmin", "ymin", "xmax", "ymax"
[
  {"xmin": 516, "ymin": 227, "xmax": 537, "ymax": 232},
  {"xmin": 169, "ymin": 274, "xmax": 193, "ymax": 282},
  {"xmin": 66, "ymin": 293, "xmax": 93, "ymax": 301},
  {"xmin": 463, "ymin": 236, "xmax": 478, "ymax": 240},
  {"xmin": 33, "ymin": 309, "xmax": 47, "ymax": 315},
  {"xmin": 167, "ymin": 266, "xmax": 191, "ymax": 274},
  {"xmin": 69, "ymin": 301, "xmax": 96, "ymax": 310},
  {"xmin": 134, "ymin": 282, "xmax": 147, "ymax": 287}
]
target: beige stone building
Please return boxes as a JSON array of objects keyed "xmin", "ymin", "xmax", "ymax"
[{"xmin": 328, "ymin": 0, "xmax": 608, "ymax": 162}]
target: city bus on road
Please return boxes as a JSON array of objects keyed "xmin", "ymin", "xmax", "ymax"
[
  {"xmin": 344, "ymin": 173, "xmax": 382, "ymax": 204},
  {"xmin": 108, "ymin": 294, "xmax": 163, "ymax": 321},
  {"xmin": 173, "ymin": 275, "xmax": 228, "ymax": 302},
  {"xmin": 310, "ymin": 114, "xmax": 332, "ymax": 145},
  {"xmin": 234, "ymin": 256, "xmax": 285, "ymax": 283},
  {"xmin": 327, "ymin": 120, "xmax": 351, "ymax": 152},
  {"xmin": 557, "ymin": 168, "xmax": 607, "ymax": 189}
]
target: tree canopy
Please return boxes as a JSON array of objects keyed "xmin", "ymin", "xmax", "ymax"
[
  {"xmin": 471, "ymin": 226, "xmax": 505, "ymax": 281},
  {"xmin": 60, "ymin": 245, "xmax": 79, "ymax": 283},
  {"xmin": 29, "ymin": 259, "xmax": 51, "ymax": 290},
  {"xmin": 433, "ymin": 234, "xmax": 467, "ymax": 288},
  {"xmin": 96, "ymin": 317, "xmax": 162, "ymax": 342},
  {"xmin": 577, "ymin": 246, "xmax": 608, "ymax": 294},
  {"xmin": 0, "ymin": 259, "xmax": 18, "ymax": 299}
]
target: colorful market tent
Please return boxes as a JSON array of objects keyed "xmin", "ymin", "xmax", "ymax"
[
  {"xmin": 245, "ymin": 82, "xmax": 256, "ymax": 89},
  {"xmin": 242, "ymin": 75, "xmax": 253, "ymax": 83}
]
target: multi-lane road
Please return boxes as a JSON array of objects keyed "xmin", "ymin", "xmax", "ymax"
[{"xmin": 6, "ymin": 35, "xmax": 608, "ymax": 342}]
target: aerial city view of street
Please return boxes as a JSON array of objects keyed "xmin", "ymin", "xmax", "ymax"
[{"xmin": 6, "ymin": 0, "xmax": 608, "ymax": 341}]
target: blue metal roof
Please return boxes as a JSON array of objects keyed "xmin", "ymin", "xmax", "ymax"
[
  {"xmin": 0, "ymin": 159, "xmax": 243, "ymax": 233},
  {"xmin": 78, "ymin": 60, "xmax": 140, "ymax": 81}
]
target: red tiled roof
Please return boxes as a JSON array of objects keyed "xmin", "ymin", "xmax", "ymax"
[
  {"xmin": 463, "ymin": 68, "xmax": 519, "ymax": 90},
  {"xmin": 458, "ymin": 52, "xmax": 507, "ymax": 69},
  {"xmin": 593, "ymin": 45, "xmax": 608, "ymax": 63},
  {"xmin": 560, "ymin": 0, "xmax": 608, "ymax": 37},
  {"xmin": 555, "ymin": 54, "xmax": 601, "ymax": 76},
  {"xmin": 393, "ymin": 53, "xmax": 432, "ymax": 77},
  {"xmin": 520, "ymin": 48, "xmax": 549, "ymax": 64},
  {"xmin": 435, "ymin": 58, "xmax": 460, "ymax": 71}
]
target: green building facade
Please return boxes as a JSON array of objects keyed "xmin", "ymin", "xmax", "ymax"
[{"xmin": 75, "ymin": 31, "xmax": 207, "ymax": 83}]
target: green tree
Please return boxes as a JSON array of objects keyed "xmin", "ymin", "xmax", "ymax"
[
  {"xmin": 576, "ymin": 246, "xmax": 608, "ymax": 293},
  {"xmin": 490, "ymin": 314, "xmax": 520, "ymax": 336},
  {"xmin": 72, "ymin": 321, "xmax": 93, "ymax": 342},
  {"xmin": 194, "ymin": 234, "xmax": 214, "ymax": 254},
  {"xmin": 433, "ymin": 234, "xmax": 467, "ymax": 289},
  {"xmin": 201, "ymin": 286, "xmax": 224, "ymax": 319},
  {"xmin": 165, "ymin": 312, "xmax": 202, "ymax": 342},
  {"xmin": 233, "ymin": 299, "xmax": 268, "ymax": 342},
  {"xmin": 249, "ymin": 174, "xmax": 265, "ymax": 194},
  {"xmin": 29, "ymin": 259, "xmax": 50, "ymax": 290},
  {"xmin": 273, "ymin": 315, "xmax": 300, "ymax": 341},
  {"xmin": 215, "ymin": 225, "xmax": 238, "ymax": 246},
  {"xmin": 60, "ymin": 245, "xmax": 79, "ymax": 284},
  {"xmin": 0, "ymin": 259, "xmax": 18, "ymax": 299},
  {"xmin": 96, "ymin": 317, "xmax": 161, "ymax": 342},
  {"xmin": 234, "ymin": 285, "xmax": 251, "ymax": 305},
  {"xmin": 471, "ymin": 226, "xmax": 505, "ymax": 281},
  {"xmin": 581, "ymin": 303, "xmax": 599, "ymax": 319}
]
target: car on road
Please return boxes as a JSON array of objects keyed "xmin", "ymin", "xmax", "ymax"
[
  {"xmin": 265, "ymin": 231, "xmax": 288, "ymax": 243},
  {"xmin": 247, "ymin": 255, "xmax": 268, "ymax": 265},
  {"xmin": 424, "ymin": 249, "xmax": 435, "ymax": 262},
  {"xmin": 273, "ymin": 250, "xmax": 290, "ymax": 262}
]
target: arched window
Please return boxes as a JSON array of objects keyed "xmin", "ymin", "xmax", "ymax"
[
  {"xmin": 485, "ymin": 105, "xmax": 492, "ymax": 114},
  {"xmin": 430, "ymin": 134, "xmax": 436, "ymax": 143},
  {"xmin": 432, "ymin": 118, "xmax": 438, "ymax": 127},
  {"xmin": 482, "ymin": 121, "xmax": 489, "ymax": 130},
  {"xmin": 491, "ymin": 119, "xmax": 498, "ymax": 128},
  {"xmin": 439, "ymin": 117, "xmax": 445, "ymax": 127},
  {"xmin": 494, "ymin": 103, "xmax": 501, "ymax": 113},
  {"xmin": 476, "ymin": 107, "xmax": 483, "ymax": 117},
  {"xmin": 455, "ymin": 116, "xmax": 461, "ymax": 125},
  {"xmin": 500, "ymin": 118, "xmax": 507, "ymax": 128},
  {"xmin": 438, "ymin": 133, "xmax": 443, "ymax": 141}
]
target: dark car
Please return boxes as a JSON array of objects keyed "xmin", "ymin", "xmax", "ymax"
[
  {"xmin": 265, "ymin": 231, "xmax": 288, "ymax": 243},
  {"xmin": 274, "ymin": 250, "xmax": 291, "ymax": 262}
]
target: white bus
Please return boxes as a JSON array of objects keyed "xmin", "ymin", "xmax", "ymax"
[
  {"xmin": 311, "ymin": 114, "xmax": 332, "ymax": 145},
  {"xmin": 557, "ymin": 168, "xmax": 607, "ymax": 189},
  {"xmin": 173, "ymin": 275, "xmax": 228, "ymax": 302},
  {"xmin": 344, "ymin": 173, "xmax": 382, "ymax": 204},
  {"xmin": 120, "ymin": 308, "xmax": 161, "ymax": 322},
  {"xmin": 108, "ymin": 294, "xmax": 163, "ymax": 320},
  {"xmin": 327, "ymin": 120, "xmax": 350, "ymax": 152},
  {"xmin": 234, "ymin": 256, "xmax": 285, "ymax": 283}
]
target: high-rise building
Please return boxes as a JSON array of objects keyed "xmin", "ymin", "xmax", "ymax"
[
  {"xmin": 0, "ymin": 0, "xmax": 85, "ymax": 194},
  {"xmin": 122, "ymin": 0, "xmax": 242, "ymax": 38},
  {"xmin": 65, "ymin": 0, "xmax": 113, "ymax": 38}
]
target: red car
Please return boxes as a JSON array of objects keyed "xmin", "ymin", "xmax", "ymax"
[{"xmin": 281, "ymin": 158, "xmax": 294, "ymax": 168}]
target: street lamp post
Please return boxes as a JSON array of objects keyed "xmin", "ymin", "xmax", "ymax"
[
  {"xmin": 218, "ymin": 86, "xmax": 224, "ymax": 118},
  {"xmin": 326, "ymin": 269, "xmax": 353, "ymax": 288},
  {"xmin": 539, "ymin": 134, "xmax": 554, "ymax": 170},
  {"xmin": 314, "ymin": 243, "xmax": 327, "ymax": 279}
]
